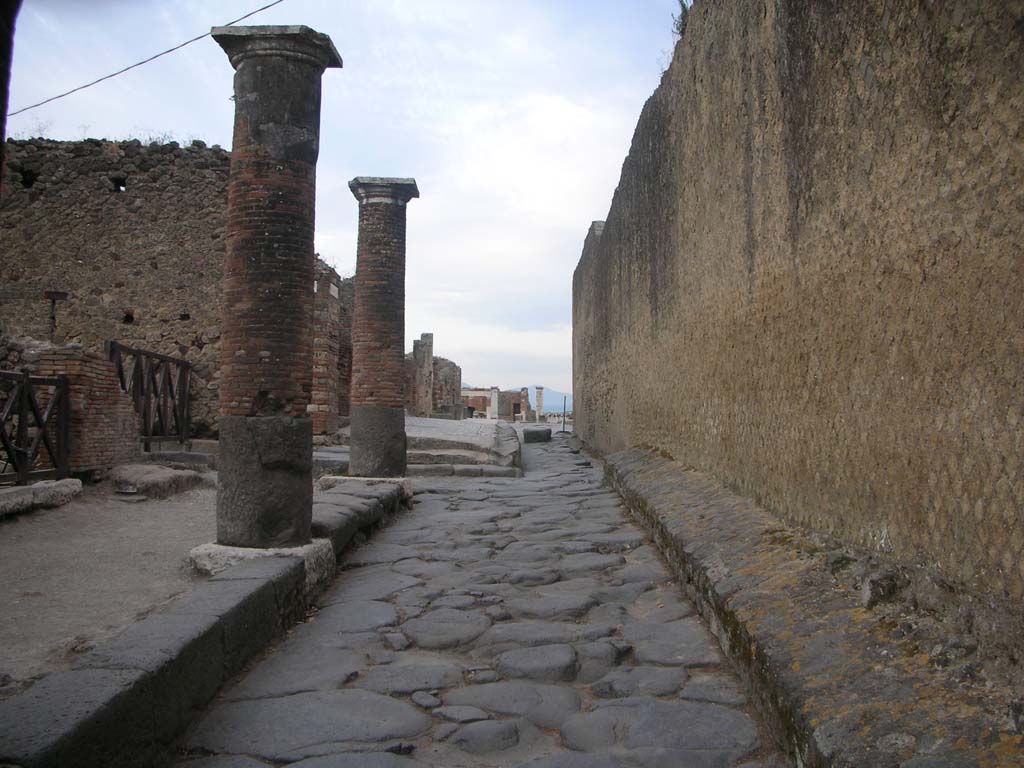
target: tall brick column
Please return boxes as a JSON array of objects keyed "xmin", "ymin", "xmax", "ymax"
[
  {"xmin": 536, "ymin": 385, "xmax": 544, "ymax": 422},
  {"xmin": 213, "ymin": 25, "xmax": 341, "ymax": 547},
  {"xmin": 349, "ymin": 177, "xmax": 419, "ymax": 476}
]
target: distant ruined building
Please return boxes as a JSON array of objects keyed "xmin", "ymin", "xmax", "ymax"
[{"xmin": 0, "ymin": 138, "xmax": 461, "ymax": 437}]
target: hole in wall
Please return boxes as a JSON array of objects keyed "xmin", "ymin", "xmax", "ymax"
[
  {"xmin": 110, "ymin": 175, "xmax": 127, "ymax": 193},
  {"xmin": 179, "ymin": 311, "xmax": 191, "ymax": 321},
  {"xmin": 122, "ymin": 310, "xmax": 135, "ymax": 324},
  {"xmin": 21, "ymin": 169, "xmax": 38, "ymax": 188}
]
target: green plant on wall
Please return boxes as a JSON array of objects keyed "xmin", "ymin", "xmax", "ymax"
[{"xmin": 673, "ymin": 0, "xmax": 689, "ymax": 38}]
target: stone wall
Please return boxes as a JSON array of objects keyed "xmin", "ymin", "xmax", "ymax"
[
  {"xmin": 0, "ymin": 139, "xmax": 361, "ymax": 437},
  {"xmin": 432, "ymin": 356, "xmax": 462, "ymax": 413},
  {"xmin": 405, "ymin": 332, "xmax": 434, "ymax": 417},
  {"xmin": 0, "ymin": 138, "xmax": 229, "ymax": 434},
  {"xmin": 573, "ymin": 0, "xmax": 1024, "ymax": 600}
]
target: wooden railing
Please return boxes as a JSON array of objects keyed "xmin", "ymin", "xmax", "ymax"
[
  {"xmin": 0, "ymin": 371, "xmax": 70, "ymax": 485},
  {"xmin": 107, "ymin": 342, "xmax": 191, "ymax": 451}
]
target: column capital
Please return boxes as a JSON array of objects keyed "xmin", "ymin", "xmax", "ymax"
[
  {"xmin": 212, "ymin": 25, "xmax": 343, "ymax": 71},
  {"xmin": 349, "ymin": 177, "xmax": 420, "ymax": 206}
]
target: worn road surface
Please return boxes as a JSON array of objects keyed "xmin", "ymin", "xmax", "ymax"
[{"xmin": 178, "ymin": 435, "xmax": 785, "ymax": 767}]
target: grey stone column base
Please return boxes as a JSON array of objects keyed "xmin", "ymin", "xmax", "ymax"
[
  {"xmin": 216, "ymin": 415, "xmax": 313, "ymax": 548},
  {"xmin": 349, "ymin": 405, "xmax": 406, "ymax": 477}
]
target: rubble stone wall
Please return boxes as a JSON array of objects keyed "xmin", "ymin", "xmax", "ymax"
[
  {"xmin": 573, "ymin": 0, "xmax": 1024, "ymax": 599},
  {"xmin": 0, "ymin": 138, "xmax": 229, "ymax": 434},
  {"xmin": 432, "ymin": 357, "xmax": 462, "ymax": 411}
]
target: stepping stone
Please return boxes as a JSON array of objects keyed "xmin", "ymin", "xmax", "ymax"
[
  {"xmin": 355, "ymin": 661, "xmax": 462, "ymax": 694},
  {"xmin": 446, "ymin": 682, "xmax": 581, "ymax": 728},
  {"xmin": 188, "ymin": 689, "xmax": 431, "ymax": 762},
  {"xmin": 523, "ymin": 427, "xmax": 552, "ymax": 443},
  {"xmin": 452, "ymin": 719, "xmax": 519, "ymax": 753},
  {"xmin": 495, "ymin": 644, "xmax": 577, "ymax": 682},
  {"xmin": 401, "ymin": 608, "xmax": 491, "ymax": 649},
  {"xmin": 622, "ymin": 619, "xmax": 722, "ymax": 666},
  {"xmin": 591, "ymin": 666, "xmax": 687, "ymax": 698}
]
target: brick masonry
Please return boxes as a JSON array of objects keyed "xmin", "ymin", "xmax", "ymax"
[
  {"xmin": 350, "ymin": 189, "xmax": 413, "ymax": 411},
  {"xmin": 572, "ymin": 0, "xmax": 1024, "ymax": 601},
  {"xmin": 311, "ymin": 258, "xmax": 342, "ymax": 434},
  {"xmin": 35, "ymin": 347, "xmax": 140, "ymax": 472}
]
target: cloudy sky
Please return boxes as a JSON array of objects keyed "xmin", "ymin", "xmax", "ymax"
[{"xmin": 7, "ymin": 0, "xmax": 680, "ymax": 392}]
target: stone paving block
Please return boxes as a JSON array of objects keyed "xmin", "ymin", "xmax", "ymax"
[
  {"xmin": 496, "ymin": 644, "xmax": 578, "ymax": 682},
  {"xmin": 188, "ymin": 689, "xmax": 431, "ymax": 762},
  {"xmin": 445, "ymin": 682, "xmax": 581, "ymax": 728},
  {"xmin": 401, "ymin": 608, "xmax": 491, "ymax": 649}
]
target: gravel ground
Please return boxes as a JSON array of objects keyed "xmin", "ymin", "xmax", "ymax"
[{"xmin": 0, "ymin": 483, "xmax": 215, "ymax": 695}]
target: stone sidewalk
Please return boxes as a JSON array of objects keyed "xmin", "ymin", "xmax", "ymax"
[{"xmin": 176, "ymin": 436, "xmax": 785, "ymax": 767}]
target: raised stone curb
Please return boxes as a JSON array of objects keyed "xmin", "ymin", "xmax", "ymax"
[
  {"xmin": 0, "ymin": 479, "xmax": 82, "ymax": 519},
  {"xmin": 0, "ymin": 477, "xmax": 411, "ymax": 768},
  {"xmin": 600, "ymin": 448, "xmax": 1021, "ymax": 768},
  {"xmin": 0, "ymin": 556, "xmax": 304, "ymax": 768}
]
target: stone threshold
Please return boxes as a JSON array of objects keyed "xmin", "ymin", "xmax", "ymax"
[
  {"xmin": 0, "ymin": 478, "xmax": 409, "ymax": 768},
  {"xmin": 596, "ymin": 447, "xmax": 1020, "ymax": 768}
]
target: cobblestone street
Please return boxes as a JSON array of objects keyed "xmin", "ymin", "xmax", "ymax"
[{"xmin": 178, "ymin": 435, "xmax": 784, "ymax": 768}]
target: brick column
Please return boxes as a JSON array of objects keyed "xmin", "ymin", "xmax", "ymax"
[
  {"xmin": 536, "ymin": 385, "xmax": 544, "ymax": 422},
  {"xmin": 311, "ymin": 258, "xmax": 341, "ymax": 435},
  {"xmin": 348, "ymin": 177, "xmax": 419, "ymax": 476},
  {"xmin": 213, "ymin": 25, "xmax": 341, "ymax": 547}
]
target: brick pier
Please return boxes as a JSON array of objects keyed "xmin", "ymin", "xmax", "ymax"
[
  {"xmin": 348, "ymin": 177, "xmax": 419, "ymax": 477},
  {"xmin": 213, "ymin": 25, "xmax": 342, "ymax": 547}
]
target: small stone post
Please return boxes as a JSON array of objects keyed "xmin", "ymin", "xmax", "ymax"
[
  {"xmin": 536, "ymin": 385, "xmax": 544, "ymax": 422},
  {"xmin": 213, "ymin": 25, "xmax": 342, "ymax": 548},
  {"xmin": 349, "ymin": 177, "xmax": 419, "ymax": 476}
]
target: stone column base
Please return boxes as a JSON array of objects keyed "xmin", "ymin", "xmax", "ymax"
[
  {"xmin": 216, "ymin": 414, "xmax": 313, "ymax": 548},
  {"xmin": 188, "ymin": 539, "xmax": 335, "ymax": 597},
  {"xmin": 349, "ymin": 404, "xmax": 406, "ymax": 477}
]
